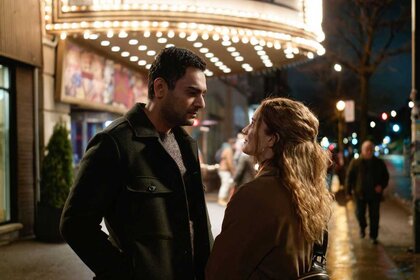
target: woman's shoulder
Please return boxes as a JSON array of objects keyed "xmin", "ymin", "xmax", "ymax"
[
  {"xmin": 239, "ymin": 174, "xmax": 277, "ymax": 190},
  {"xmin": 234, "ymin": 175, "xmax": 292, "ymax": 209},
  {"xmin": 242, "ymin": 173, "xmax": 287, "ymax": 192}
]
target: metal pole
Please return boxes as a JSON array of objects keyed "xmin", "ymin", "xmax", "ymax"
[{"xmin": 410, "ymin": 0, "xmax": 420, "ymax": 253}]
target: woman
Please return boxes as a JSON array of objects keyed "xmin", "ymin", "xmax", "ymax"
[{"xmin": 206, "ymin": 97, "xmax": 334, "ymax": 279}]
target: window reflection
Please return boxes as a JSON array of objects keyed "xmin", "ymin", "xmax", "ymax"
[{"xmin": 0, "ymin": 65, "xmax": 10, "ymax": 223}]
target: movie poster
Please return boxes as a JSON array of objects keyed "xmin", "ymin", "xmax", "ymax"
[{"xmin": 59, "ymin": 41, "xmax": 147, "ymax": 113}]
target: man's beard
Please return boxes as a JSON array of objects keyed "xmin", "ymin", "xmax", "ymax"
[{"xmin": 162, "ymin": 105, "xmax": 194, "ymax": 127}]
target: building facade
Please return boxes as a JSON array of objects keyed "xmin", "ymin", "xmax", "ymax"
[
  {"xmin": 0, "ymin": 0, "xmax": 43, "ymax": 241},
  {"xmin": 0, "ymin": 0, "xmax": 324, "ymax": 242}
]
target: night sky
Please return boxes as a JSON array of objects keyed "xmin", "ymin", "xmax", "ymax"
[{"xmin": 288, "ymin": 0, "xmax": 412, "ymax": 117}]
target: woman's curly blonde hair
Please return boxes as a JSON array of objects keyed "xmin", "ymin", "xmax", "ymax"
[{"xmin": 254, "ymin": 97, "xmax": 334, "ymax": 244}]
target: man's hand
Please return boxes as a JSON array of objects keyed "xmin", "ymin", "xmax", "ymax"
[{"xmin": 374, "ymin": 185, "xmax": 383, "ymax": 194}]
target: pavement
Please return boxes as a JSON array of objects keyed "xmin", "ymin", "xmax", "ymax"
[
  {"xmin": 0, "ymin": 176, "xmax": 419, "ymax": 280},
  {"xmin": 327, "ymin": 186, "xmax": 419, "ymax": 280}
]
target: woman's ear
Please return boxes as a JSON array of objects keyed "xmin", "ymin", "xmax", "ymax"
[{"xmin": 268, "ymin": 133, "xmax": 279, "ymax": 147}]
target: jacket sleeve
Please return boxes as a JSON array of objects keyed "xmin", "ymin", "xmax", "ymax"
[
  {"xmin": 379, "ymin": 159, "xmax": 390, "ymax": 189},
  {"xmin": 60, "ymin": 132, "xmax": 132, "ymax": 279}
]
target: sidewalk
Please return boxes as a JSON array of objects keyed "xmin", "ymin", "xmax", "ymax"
[
  {"xmin": 0, "ymin": 178, "xmax": 419, "ymax": 279},
  {"xmin": 327, "ymin": 176, "xmax": 419, "ymax": 280},
  {"xmin": 0, "ymin": 237, "xmax": 94, "ymax": 280}
]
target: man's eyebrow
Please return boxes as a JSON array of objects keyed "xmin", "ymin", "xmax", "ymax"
[{"xmin": 187, "ymin": 86, "xmax": 206, "ymax": 93}]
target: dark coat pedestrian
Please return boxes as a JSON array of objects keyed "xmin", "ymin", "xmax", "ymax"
[{"xmin": 345, "ymin": 140, "xmax": 389, "ymax": 243}]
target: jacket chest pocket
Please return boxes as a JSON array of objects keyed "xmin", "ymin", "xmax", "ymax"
[
  {"xmin": 125, "ymin": 176, "xmax": 174, "ymax": 238},
  {"xmin": 127, "ymin": 176, "xmax": 173, "ymax": 195}
]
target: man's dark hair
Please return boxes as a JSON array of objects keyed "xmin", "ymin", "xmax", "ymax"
[{"xmin": 148, "ymin": 47, "xmax": 206, "ymax": 99}]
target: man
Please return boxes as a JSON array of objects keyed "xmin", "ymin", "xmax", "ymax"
[
  {"xmin": 345, "ymin": 140, "xmax": 389, "ymax": 244},
  {"xmin": 60, "ymin": 47, "xmax": 213, "ymax": 279}
]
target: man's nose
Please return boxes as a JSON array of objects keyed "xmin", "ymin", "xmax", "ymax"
[{"xmin": 195, "ymin": 95, "xmax": 205, "ymax": 109}]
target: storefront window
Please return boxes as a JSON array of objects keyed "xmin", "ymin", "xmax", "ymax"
[
  {"xmin": 71, "ymin": 120, "xmax": 104, "ymax": 164},
  {"xmin": 0, "ymin": 64, "xmax": 10, "ymax": 223},
  {"xmin": 71, "ymin": 111, "xmax": 119, "ymax": 165}
]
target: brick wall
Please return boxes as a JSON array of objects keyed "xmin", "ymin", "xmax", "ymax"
[{"xmin": 15, "ymin": 65, "xmax": 35, "ymax": 237}]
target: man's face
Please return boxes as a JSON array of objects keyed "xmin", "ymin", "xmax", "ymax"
[
  {"xmin": 161, "ymin": 67, "xmax": 207, "ymax": 127},
  {"xmin": 361, "ymin": 141, "xmax": 374, "ymax": 159}
]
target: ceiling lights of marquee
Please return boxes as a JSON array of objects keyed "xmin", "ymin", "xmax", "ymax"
[{"xmin": 43, "ymin": 0, "xmax": 326, "ymax": 75}]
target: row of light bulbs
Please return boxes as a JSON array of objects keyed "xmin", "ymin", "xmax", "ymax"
[
  {"xmin": 47, "ymin": 21, "xmax": 324, "ymax": 55},
  {"xmin": 63, "ymin": 28, "xmax": 319, "ymax": 58},
  {"xmin": 66, "ymin": 28, "xmax": 316, "ymax": 75},
  {"xmin": 56, "ymin": 0, "xmax": 313, "ymax": 35},
  {"xmin": 45, "ymin": 0, "xmax": 325, "ymax": 56}
]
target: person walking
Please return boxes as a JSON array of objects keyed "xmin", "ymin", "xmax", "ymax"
[
  {"xmin": 232, "ymin": 136, "xmax": 255, "ymax": 193},
  {"xmin": 60, "ymin": 47, "xmax": 213, "ymax": 280},
  {"xmin": 216, "ymin": 138, "xmax": 236, "ymax": 205},
  {"xmin": 205, "ymin": 97, "xmax": 333, "ymax": 279},
  {"xmin": 345, "ymin": 140, "xmax": 389, "ymax": 244}
]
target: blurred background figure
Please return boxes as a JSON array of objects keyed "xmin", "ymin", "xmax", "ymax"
[
  {"xmin": 345, "ymin": 140, "xmax": 389, "ymax": 244},
  {"xmin": 232, "ymin": 134, "xmax": 256, "ymax": 194},
  {"xmin": 326, "ymin": 147, "xmax": 335, "ymax": 192},
  {"xmin": 216, "ymin": 138, "xmax": 236, "ymax": 206},
  {"xmin": 335, "ymin": 150, "xmax": 346, "ymax": 189},
  {"xmin": 325, "ymin": 145, "xmax": 345, "ymax": 192}
]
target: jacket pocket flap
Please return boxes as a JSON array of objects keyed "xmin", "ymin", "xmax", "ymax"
[{"xmin": 127, "ymin": 176, "xmax": 172, "ymax": 194}]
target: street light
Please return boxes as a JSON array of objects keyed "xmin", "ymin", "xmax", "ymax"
[
  {"xmin": 409, "ymin": 100, "xmax": 415, "ymax": 108},
  {"xmin": 336, "ymin": 100, "xmax": 346, "ymax": 154},
  {"xmin": 391, "ymin": 110, "xmax": 397, "ymax": 118},
  {"xmin": 333, "ymin": 63, "xmax": 342, "ymax": 72},
  {"xmin": 336, "ymin": 100, "xmax": 346, "ymax": 111}
]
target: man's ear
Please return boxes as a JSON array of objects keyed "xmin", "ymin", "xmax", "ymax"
[{"xmin": 153, "ymin": 78, "xmax": 168, "ymax": 98}]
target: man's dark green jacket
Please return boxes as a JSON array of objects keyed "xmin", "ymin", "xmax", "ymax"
[{"xmin": 60, "ymin": 103, "xmax": 213, "ymax": 279}]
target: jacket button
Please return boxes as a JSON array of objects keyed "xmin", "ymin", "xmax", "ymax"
[{"xmin": 148, "ymin": 185, "xmax": 156, "ymax": 192}]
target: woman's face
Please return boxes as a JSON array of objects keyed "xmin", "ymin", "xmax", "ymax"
[{"xmin": 242, "ymin": 110, "xmax": 271, "ymax": 157}]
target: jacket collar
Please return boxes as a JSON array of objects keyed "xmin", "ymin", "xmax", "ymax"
[
  {"xmin": 125, "ymin": 103, "xmax": 160, "ymax": 138},
  {"xmin": 257, "ymin": 165, "xmax": 279, "ymax": 177},
  {"xmin": 125, "ymin": 103, "xmax": 198, "ymax": 160}
]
